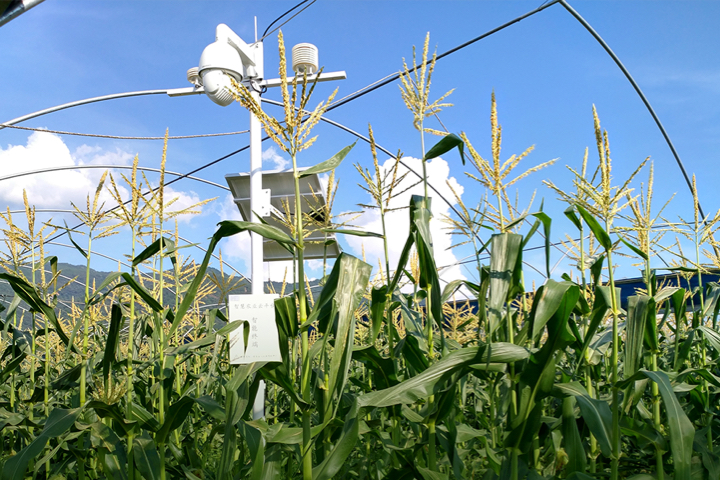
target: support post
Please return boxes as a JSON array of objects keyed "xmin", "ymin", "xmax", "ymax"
[{"xmin": 248, "ymin": 41, "xmax": 266, "ymax": 420}]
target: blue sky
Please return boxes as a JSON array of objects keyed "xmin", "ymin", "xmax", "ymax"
[{"xmin": 2, "ymin": 1, "xmax": 720, "ymax": 291}]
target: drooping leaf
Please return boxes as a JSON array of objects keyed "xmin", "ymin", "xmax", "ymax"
[
  {"xmin": 576, "ymin": 204, "xmax": 611, "ymax": 251},
  {"xmin": 529, "ymin": 279, "xmax": 576, "ymax": 342},
  {"xmin": 441, "ymin": 279, "xmax": 480, "ymax": 304},
  {"xmin": 119, "ymin": 273, "xmax": 162, "ymax": 312},
  {"xmin": 531, "ymin": 209, "xmax": 552, "ymax": 279},
  {"xmin": 564, "ymin": 206, "xmax": 582, "ymax": 231},
  {"xmin": 698, "ymin": 326, "xmax": 720, "ymax": 354},
  {"xmin": 0, "ymin": 272, "xmax": 74, "ymax": 353},
  {"xmin": 299, "ymin": 142, "xmax": 356, "ymax": 177},
  {"xmin": 322, "ymin": 228, "xmax": 383, "ymax": 238},
  {"xmin": 423, "ymin": 133, "xmax": 464, "ymax": 165},
  {"xmin": 618, "ymin": 234, "xmax": 649, "ymax": 260},
  {"xmin": 171, "ymin": 220, "xmax": 295, "ymax": 339},
  {"xmin": 555, "ymin": 382, "xmax": 612, "ymax": 457},
  {"xmin": 132, "ymin": 236, "xmax": 175, "ymax": 267}
]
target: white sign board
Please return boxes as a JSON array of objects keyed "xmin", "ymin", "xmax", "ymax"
[{"xmin": 228, "ymin": 294, "xmax": 282, "ymax": 364}]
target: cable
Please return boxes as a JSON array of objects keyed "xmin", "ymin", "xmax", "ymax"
[
  {"xmin": 258, "ymin": 0, "xmax": 316, "ymax": 43},
  {"xmin": 0, "ymin": 164, "xmax": 231, "ymax": 192},
  {"xmin": 559, "ymin": 0, "xmax": 709, "ymax": 223},
  {"xmin": 326, "ymin": 0, "xmax": 562, "ymax": 113},
  {"xmin": 0, "ymin": 123, "xmax": 248, "ymax": 140}
]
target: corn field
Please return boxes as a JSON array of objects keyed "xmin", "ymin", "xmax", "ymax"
[{"xmin": 2, "ymin": 31, "xmax": 720, "ymax": 480}]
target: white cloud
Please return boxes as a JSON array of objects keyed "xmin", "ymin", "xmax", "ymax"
[
  {"xmin": 0, "ymin": 131, "xmax": 129, "ymax": 208},
  {"xmin": 344, "ymin": 156, "xmax": 467, "ymax": 292},
  {"xmin": 0, "ymin": 131, "xmax": 208, "ymax": 223},
  {"xmin": 262, "ymin": 146, "xmax": 289, "ymax": 170}
]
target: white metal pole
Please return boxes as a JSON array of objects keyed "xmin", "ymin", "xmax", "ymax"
[
  {"xmin": 248, "ymin": 41, "xmax": 266, "ymax": 420},
  {"xmin": 249, "ymin": 88, "xmax": 263, "ymax": 296}
]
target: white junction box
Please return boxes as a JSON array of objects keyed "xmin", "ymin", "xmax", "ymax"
[{"xmin": 228, "ymin": 293, "xmax": 282, "ymax": 364}]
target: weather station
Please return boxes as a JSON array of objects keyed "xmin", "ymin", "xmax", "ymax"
[{"xmin": 189, "ymin": 22, "xmax": 346, "ymax": 418}]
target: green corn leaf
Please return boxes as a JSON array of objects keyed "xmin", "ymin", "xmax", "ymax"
[
  {"xmin": 132, "ymin": 236, "xmax": 175, "ymax": 267},
  {"xmin": 529, "ymin": 279, "xmax": 577, "ymax": 343},
  {"xmin": 273, "ymin": 298, "xmax": 294, "ymax": 368},
  {"xmin": 644, "ymin": 293, "xmax": 660, "ymax": 353},
  {"xmin": 531, "ymin": 209, "xmax": 552, "ymax": 278},
  {"xmin": 369, "ymin": 285, "xmax": 388, "ymax": 344},
  {"xmin": 299, "ymin": 142, "xmax": 357, "ymax": 177},
  {"xmin": 620, "ymin": 417, "xmax": 667, "ymax": 452},
  {"xmin": 65, "ymin": 221, "xmax": 88, "ymax": 258},
  {"xmin": 417, "ymin": 467, "xmax": 449, "ymax": 480},
  {"xmin": 0, "ymin": 352, "xmax": 26, "ymax": 385},
  {"xmin": 618, "ymin": 234, "xmax": 649, "ymax": 260},
  {"xmin": 321, "ymin": 228, "xmax": 383, "ymax": 238},
  {"xmin": 555, "ymin": 382, "xmax": 613, "ymax": 457},
  {"xmin": 0, "ymin": 272, "xmax": 74, "ymax": 352},
  {"xmin": 352, "ymin": 345, "xmax": 398, "ymax": 390},
  {"xmin": 87, "ymin": 401, "xmax": 136, "ymax": 436},
  {"xmin": 130, "ymin": 402, "xmax": 161, "ymax": 433},
  {"xmin": 313, "ymin": 343, "xmax": 527, "ymax": 480},
  {"xmin": 259, "ymin": 444, "xmax": 284, "ymax": 480},
  {"xmin": 576, "ymin": 204, "xmax": 612, "ymax": 251},
  {"xmin": 702, "ymin": 282, "xmax": 720, "ymax": 322},
  {"xmin": 589, "ymin": 254, "xmax": 605, "ymax": 286},
  {"xmin": 619, "ymin": 370, "xmax": 694, "ymax": 479},
  {"xmin": 238, "ymin": 421, "xmax": 265, "ymax": 480},
  {"xmin": 260, "ymin": 363, "xmax": 307, "ymax": 408},
  {"xmin": 564, "ymin": 206, "xmax": 583, "ymax": 231},
  {"xmin": 360, "ymin": 344, "xmax": 527, "ymax": 409},
  {"xmin": 562, "ymin": 396, "xmax": 587, "ymax": 475},
  {"xmin": 155, "ymin": 396, "xmax": 195, "ymax": 445},
  {"xmin": 651, "ymin": 371, "xmax": 695, "ymax": 477},
  {"xmin": 410, "ymin": 196, "xmax": 443, "ymax": 332},
  {"xmin": 625, "ymin": 296, "xmax": 654, "ymax": 378},
  {"xmin": 89, "ymin": 272, "xmax": 123, "ymax": 303},
  {"xmin": 441, "ymin": 279, "xmax": 480, "ymax": 303},
  {"xmin": 171, "ymin": 220, "xmax": 294, "ymax": 339},
  {"xmin": 133, "ymin": 432, "xmax": 162, "ymax": 480},
  {"xmin": 321, "ymin": 254, "xmax": 372, "ymax": 421},
  {"xmin": 575, "ymin": 286, "xmax": 615, "ymax": 370},
  {"xmin": 423, "ymin": 133, "xmax": 464, "ymax": 165},
  {"xmin": 90, "ymin": 421, "xmax": 128, "ymax": 480},
  {"xmin": 194, "ymin": 395, "xmax": 226, "ymax": 422},
  {"xmin": 698, "ymin": 325, "xmax": 720, "ymax": 353},
  {"xmin": 119, "ymin": 272, "xmax": 162, "ymax": 312},
  {"xmin": 274, "ymin": 295, "xmax": 298, "ymax": 339},
  {"xmin": 102, "ymin": 303, "xmax": 123, "ymax": 383},
  {"xmin": 2, "ymin": 407, "xmax": 83, "ymax": 480},
  {"xmin": 488, "ymin": 233, "xmax": 523, "ymax": 337}
]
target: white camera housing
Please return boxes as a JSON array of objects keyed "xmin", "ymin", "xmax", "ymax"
[{"xmin": 196, "ymin": 24, "xmax": 260, "ymax": 107}]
